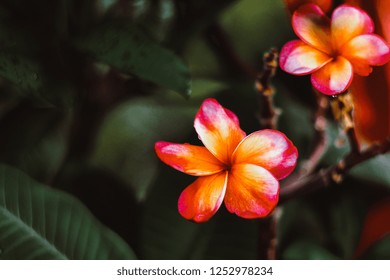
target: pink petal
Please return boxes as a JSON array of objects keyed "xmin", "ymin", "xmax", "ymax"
[
  {"xmin": 178, "ymin": 172, "xmax": 228, "ymax": 223},
  {"xmin": 224, "ymin": 108, "xmax": 240, "ymax": 126},
  {"xmin": 292, "ymin": 4, "xmax": 332, "ymax": 54},
  {"xmin": 331, "ymin": 5, "xmax": 374, "ymax": 51},
  {"xmin": 311, "ymin": 56, "xmax": 353, "ymax": 95},
  {"xmin": 224, "ymin": 164, "xmax": 279, "ymax": 219},
  {"xmin": 231, "ymin": 130, "xmax": 298, "ymax": 180},
  {"xmin": 342, "ymin": 34, "xmax": 390, "ymax": 76},
  {"xmin": 280, "ymin": 40, "xmax": 332, "ymax": 75},
  {"xmin": 155, "ymin": 141, "xmax": 225, "ymax": 176},
  {"xmin": 194, "ymin": 98, "xmax": 246, "ymax": 164}
]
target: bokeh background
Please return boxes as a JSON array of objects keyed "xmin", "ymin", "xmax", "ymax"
[{"xmin": 0, "ymin": 0, "xmax": 389, "ymax": 259}]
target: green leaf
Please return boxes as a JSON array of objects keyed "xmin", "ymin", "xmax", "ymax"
[
  {"xmin": 74, "ymin": 21, "xmax": 191, "ymax": 96},
  {"xmin": 349, "ymin": 154, "xmax": 390, "ymax": 187},
  {"xmin": 283, "ymin": 240, "xmax": 339, "ymax": 260},
  {"xmin": 0, "ymin": 164, "xmax": 137, "ymax": 259},
  {"xmin": 362, "ymin": 235, "xmax": 390, "ymax": 259}
]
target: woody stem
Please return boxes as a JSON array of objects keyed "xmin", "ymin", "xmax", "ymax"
[{"xmin": 256, "ymin": 48, "xmax": 280, "ymax": 130}]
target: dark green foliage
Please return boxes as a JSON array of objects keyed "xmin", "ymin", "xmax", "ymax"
[
  {"xmin": 74, "ymin": 21, "xmax": 191, "ymax": 96},
  {"xmin": 0, "ymin": 164, "xmax": 137, "ymax": 259}
]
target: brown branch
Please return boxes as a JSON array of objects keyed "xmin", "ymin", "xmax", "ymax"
[
  {"xmin": 300, "ymin": 93, "xmax": 329, "ymax": 176},
  {"xmin": 279, "ymin": 92, "xmax": 329, "ymax": 191},
  {"xmin": 255, "ymin": 48, "xmax": 280, "ymax": 129},
  {"xmin": 254, "ymin": 49, "xmax": 282, "ymax": 259},
  {"xmin": 280, "ymin": 139, "xmax": 390, "ymax": 203},
  {"xmin": 280, "ymin": 90, "xmax": 379, "ymax": 203},
  {"xmin": 258, "ymin": 210, "xmax": 280, "ymax": 259}
]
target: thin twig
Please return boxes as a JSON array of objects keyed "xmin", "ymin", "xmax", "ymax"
[
  {"xmin": 278, "ymin": 92, "xmax": 328, "ymax": 190},
  {"xmin": 255, "ymin": 48, "xmax": 281, "ymax": 259},
  {"xmin": 280, "ymin": 139, "xmax": 390, "ymax": 203},
  {"xmin": 257, "ymin": 212, "xmax": 279, "ymax": 260},
  {"xmin": 255, "ymin": 48, "xmax": 280, "ymax": 129},
  {"xmin": 300, "ymin": 93, "xmax": 329, "ymax": 176},
  {"xmin": 267, "ymin": 209, "xmax": 281, "ymax": 260}
]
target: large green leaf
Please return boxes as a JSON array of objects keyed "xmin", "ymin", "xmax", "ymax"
[
  {"xmin": 74, "ymin": 21, "xmax": 191, "ymax": 96},
  {"xmin": 0, "ymin": 164, "xmax": 137, "ymax": 259}
]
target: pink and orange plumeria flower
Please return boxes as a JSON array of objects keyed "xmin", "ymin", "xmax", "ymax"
[
  {"xmin": 280, "ymin": 4, "xmax": 390, "ymax": 95},
  {"xmin": 155, "ymin": 98, "xmax": 298, "ymax": 223}
]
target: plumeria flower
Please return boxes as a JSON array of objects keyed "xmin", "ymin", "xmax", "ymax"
[
  {"xmin": 279, "ymin": 4, "xmax": 390, "ymax": 95},
  {"xmin": 155, "ymin": 98, "xmax": 298, "ymax": 223}
]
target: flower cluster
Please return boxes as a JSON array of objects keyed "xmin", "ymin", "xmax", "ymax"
[
  {"xmin": 280, "ymin": 4, "xmax": 390, "ymax": 95},
  {"xmin": 155, "ymin": 99, "xmax": 298, "ymax": 222}
]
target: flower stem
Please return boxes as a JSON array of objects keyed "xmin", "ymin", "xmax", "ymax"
[
  {"xmin": 300, "ymin": 93, "xmax": 329, "ymax": 176},
  {"xmin": 255, "ymin": 48, "xmax": 280, "ymax": 129},
  {"xmin": 257, "ymin": 212, "xmax": 279, "ymax": 259}
]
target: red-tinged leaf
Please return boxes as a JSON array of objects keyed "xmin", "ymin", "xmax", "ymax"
[{"xmin": 354, "ymin": 197, "xmax": 390, "ymax": 258}]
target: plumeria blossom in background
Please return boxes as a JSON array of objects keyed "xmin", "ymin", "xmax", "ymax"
[
  {"xmin": 345, "ymin": 0, "xmax": 390, "ymax": 145},
  {"xmin": 283, "ymin": 0, "xmax": 390, "ymax": 145},
  {"xmin": 279, "ymin": 4, "xmax": 390, "ymax": 95},
  {"xmin": 155, "ymin": 99, "xmax": 298, "ymax": 223}
]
